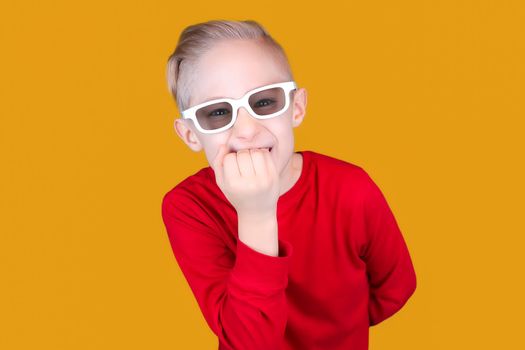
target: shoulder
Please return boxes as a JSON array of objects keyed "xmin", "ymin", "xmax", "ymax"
[
  {"xmin": 306, "ymin": 152, "xmax": 396, "ymax": 228},
  {"xmin": 160, "ymin": 166, "xmax": 230, "ymax": 239},
  {"xmin": 305, "ymin": 150, "xmax": 374, "ymax": 191},
  {"xmin": 303, "ymin": 150, "xmax": 388, "ymax": 214},
  {"xmin": 307, "ymin": 150, "xmax": 362, "ymax": 171},
  {"xmin": 161, "ymin": 166, "xmax": 215, "ymax": 214}
]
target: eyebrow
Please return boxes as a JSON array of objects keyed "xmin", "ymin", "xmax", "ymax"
[
  {"xmin": 202, "ymin": 95, "xmax": 228, "ymax": 102},
  {"xmin": 197, "ymin": 81, "xmax": 283, "ymax": 105}
]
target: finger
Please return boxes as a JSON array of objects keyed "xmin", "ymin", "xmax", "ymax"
[
  {"xmin": 236, "ymin": 149, "xmax": 255, "ymax": 177},
  {"xmin": 262, "ymin": 148, "xmax": 277, "ymax": 178},
  {"xmin": 212, "ymin": 144, "xmax": 229, "ymax": 185},
  {"xmin": 250, "ymin": 149, "xmax": 267, "ymax": 177},
  {"xmin": 223, "ymin": 151, "xmax": 240, "ymax": 181},
  {"xmin": 212, "ymin": 144, "xmax": 228, "ymax": 172}
]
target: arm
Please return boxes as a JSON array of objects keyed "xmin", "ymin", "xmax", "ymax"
[
  {"xmin": 360, "ymin": 171, "xmax": 417, "ymax": 326},
  {"xmin": 237, "ymin": 210, "xmax": 279, "ymax": 257},
  {"xmin": 162, "ymin": 189, "xmax": 292, "ymax": 350}
]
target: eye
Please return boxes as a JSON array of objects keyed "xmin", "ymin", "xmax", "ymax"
[
  {"xmin": 253, "ymin": 98, "xmax": 275, "ymax": 108},
  {"xmin": 208, "ymin": 108, "xmax": 230, "ymax": 117}
]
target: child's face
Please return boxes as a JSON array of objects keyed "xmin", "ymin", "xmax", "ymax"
[{"xmin": 174, "ymin": 38, "xmax": 307, "ymax": 179}]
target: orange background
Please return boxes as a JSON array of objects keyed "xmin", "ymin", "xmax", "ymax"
[{"xmin": 1, "ymin": 0, "xmax": 524, "ymax": 349}]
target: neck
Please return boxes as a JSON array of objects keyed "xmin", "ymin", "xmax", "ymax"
[{"xmin": 279, "ymin": 152, "xmax": 303, "ymax": 197}]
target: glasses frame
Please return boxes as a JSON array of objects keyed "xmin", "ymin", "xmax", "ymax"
[{"xmin": 179, "ymin": 81, "xmax": 297, "ymax": 134}]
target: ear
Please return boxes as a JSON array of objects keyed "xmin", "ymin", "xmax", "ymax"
[
  {"xmin": 291, "ymin": 87, "xmax": 307, "ymax": 128},
  {"xmin": 174, "ymin": 118, "xmax": 203, "ymax": 152}
]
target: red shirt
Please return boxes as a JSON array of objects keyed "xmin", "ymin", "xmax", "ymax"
[{"xmin": 161, "ymin": 150, "xmax": 416, "ymax": 350}]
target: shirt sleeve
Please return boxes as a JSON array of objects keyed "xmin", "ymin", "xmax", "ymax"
[
  {"xmin": 161, "ymin": 189, "xmax": 293, "ymax": 350},
  {"xmin": 360, "ymin": 171, "xmax": 417, "ymax": 326}
]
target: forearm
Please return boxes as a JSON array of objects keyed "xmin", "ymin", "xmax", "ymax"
[
  {"xmin": 163, "ymin": 192, "xmax": 291, "ymax": 350},
  {"xmin": 237, "ymin": 209, "xmax": 279, "ymax": 257}
]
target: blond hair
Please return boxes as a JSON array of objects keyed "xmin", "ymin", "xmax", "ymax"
[{"xmin": 166, "ymin": 19, "xmax": 294, "ymax": 113}]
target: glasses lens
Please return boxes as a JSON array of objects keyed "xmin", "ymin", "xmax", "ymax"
[
  {"xmin": 195, "ymin": 102, "xmax": 233, "ymax": 131},
  {"xmin": 248, "ymin": 87, "xmax": 286, "ymax": 116}
]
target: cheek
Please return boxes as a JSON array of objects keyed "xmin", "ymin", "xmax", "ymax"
[
  {"xmin": 268, "ymin": 118, "xmax": 293, "ymax": 137},
  {"xmin": 271, "ymin": 127, "xmax": 295, "ymax": 158},
  {"xmin": 273, "ymin": 127, "xmax": 294, "ymax": 146},
  {"xmin": 203, "ymin": 137, "xmax": 228, "ymax": 163}
]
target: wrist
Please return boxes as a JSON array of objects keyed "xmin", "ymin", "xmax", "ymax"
[
  {"xmin": 237, "ymin": 208, "xmax": 277, "ymax": 222},
  {"xmin": 237, "ymin": 209, "xmax": 279, "ymax": 257}
]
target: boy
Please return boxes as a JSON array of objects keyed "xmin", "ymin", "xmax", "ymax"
[{"xmin": 161, "ymin": 19, "xmax": 416, "ymax": 350}]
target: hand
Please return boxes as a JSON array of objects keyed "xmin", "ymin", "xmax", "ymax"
[{"xmin": 212, "ymin": 144, "xmax": 280, "ymax": 215}]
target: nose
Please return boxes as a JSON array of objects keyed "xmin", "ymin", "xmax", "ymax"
[{"xmin": 231, "ymin": 106, "xmax": 261, "ymax": 140}]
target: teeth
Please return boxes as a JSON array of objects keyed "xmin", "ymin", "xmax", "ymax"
[{"xmin": 233, "ymin": 147, "xmax": 272, "ymax": 152}]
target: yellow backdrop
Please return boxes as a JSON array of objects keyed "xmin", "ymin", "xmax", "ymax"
[{"xmin": 1, "ymin": 0, "xmax": 524, "ymax": 349}]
